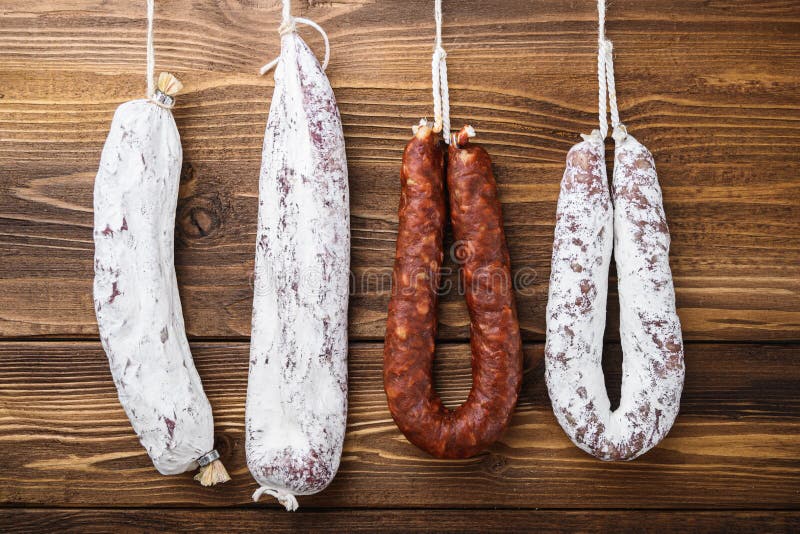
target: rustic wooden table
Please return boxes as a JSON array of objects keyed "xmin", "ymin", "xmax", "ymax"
[{"xmin": 1, "ymin": 0, "xmax": 798, "ymax": 532}]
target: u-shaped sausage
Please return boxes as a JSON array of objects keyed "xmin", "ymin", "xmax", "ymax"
[
  {"xmin": 383, "ymin": 123, "xmax": 522, "ymax": 459},
  {"xmin": 545, "ymin": 130, "xmax": 685, "ymax": 460}
]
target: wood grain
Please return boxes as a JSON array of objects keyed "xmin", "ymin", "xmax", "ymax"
[
  {"xmin": 1, "ymin": 0, "xmax": 798, "ymax": 340},
  {"xmin": 3, "ymin": 509, "xmax": 799, "ymax": 533},
  {"xmin": 2, "ymin": 0, "xmax": 799, "ymax": 529},
  {"xmin": 1, "ymin": 341, "xmax": 798, "ymax": 509}
]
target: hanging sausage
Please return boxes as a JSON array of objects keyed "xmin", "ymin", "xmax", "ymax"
[
  {"xmin": 544, "ymin": 0, "xmax": 686, "ymax": 461},
  {"xmin": 246, "ymin": 0, "xmax": 350, "ymax": 511},
  {"xmin": 93, "ymin": 0, "xmax": 229, "ymax": 485},
  {"xmin": 383, "ymin": 0, "xmax": 523, "ymax": 459}
]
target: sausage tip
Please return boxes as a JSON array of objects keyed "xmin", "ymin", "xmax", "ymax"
[{"xmin": 452, "ymin": 125, "xmax": 476, "ymax": 148}]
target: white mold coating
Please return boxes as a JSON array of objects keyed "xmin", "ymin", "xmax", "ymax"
[
  {"xmin": 545, "ymin": 130, "xmax": 685, "ymax": 461},
  {"xmin": 246, "ymin": 31, "xmax": 350, "ymax": 510},
  {"xmin": 93, "ymin": 99, "xmax": 215, "ymax": 475}
]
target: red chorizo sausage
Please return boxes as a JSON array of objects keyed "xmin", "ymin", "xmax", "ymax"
[{"xmin": 383, "ymin": 123, "xmax": 522, "ymax": 459}]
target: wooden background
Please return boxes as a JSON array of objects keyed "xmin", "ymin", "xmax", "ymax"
[{"xmin": 1, "ymin": 0, "xmax": 798, "ymax": 531}]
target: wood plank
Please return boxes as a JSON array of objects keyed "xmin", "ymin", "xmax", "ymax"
[
  {"xmin": 1, "ymin": 342, "xmax": 797, "ymax": 509},
  {"xmin": 2, "ymin": 509, "xmax": 799, "ymax": 533},
  {"xmin": 0, "ymin": 0, "xmax": 798, "ymax": 340}
]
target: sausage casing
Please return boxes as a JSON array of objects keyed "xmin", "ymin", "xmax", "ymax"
[
  {"xmin": 93, "ymin": 97, "xmax": 219, "ymax": 478},
  {"xmin": 384, "ymin": 124, "xmax": 522, "ymax": 459},
  {"xmin": 246, "ymin": 31, "xmax": 350, "ymax": 510},
  {"xmin": 545, "ymin": 130, "xmax": 684, "ymax": 460}
]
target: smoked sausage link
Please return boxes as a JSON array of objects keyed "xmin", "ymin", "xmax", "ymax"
[{"xmin": 384, "ymin": 124, "xmax": 523, "ymax": 459}]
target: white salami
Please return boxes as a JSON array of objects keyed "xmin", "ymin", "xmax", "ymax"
[
  {"xmin": 545, "ymin": 129, "xmax": 684, "ymax": 461},
  {"xmin": 544, "ymin": 0, "xmax": 685, "ymax": 462},
  {"xmin": 93, "ymin": 72, "xmax": 229, "ymax": 485},
  {"xmin": 246, "ymin": 18, "xmax": 350, "ymax": 511}
]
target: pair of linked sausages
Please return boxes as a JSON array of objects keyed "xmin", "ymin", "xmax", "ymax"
[{"xmin": 384, "ymin": 122, "xmax": 523, "ymax": 459}]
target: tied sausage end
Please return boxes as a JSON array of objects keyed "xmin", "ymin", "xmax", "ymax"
[
  {"xmin": 451, "ymin": 125, "xmax": 476, "ymax": 148},
  {"xmin": 253, "ymin": 486, "xmax": 300, "ymax": 512},
  {"xmin": 193, "ymin": 458, "xmax": 231, "ymax": 487}
]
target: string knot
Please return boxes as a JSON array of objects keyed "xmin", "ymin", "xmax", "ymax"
[
  {"xmin": 278, "ymin": 17, "xmax": 296, "ymax": 36},
  {"xmin": 597, "ymin": 0, "xmax": 622, "ymax": 139},
  {"xmin": 260, "ymin": 15, "xmax": 331, "ymax": 75},
  {"xmin": 253, "ymin": 486, "xmax": 299, "ymax": 512}
]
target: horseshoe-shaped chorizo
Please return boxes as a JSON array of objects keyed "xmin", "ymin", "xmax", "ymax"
[{"xmin": 383, "ymin": 123, "xmax": 523, "ymax": 459}]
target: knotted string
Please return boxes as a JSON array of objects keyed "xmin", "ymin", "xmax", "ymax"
[
  {"xmin": 146, "ymin": 0, "xmax": 155, "ymax": 97},
  {"xmin": 259, "ymin": 0, "xmax": 331, "ymax": 75},
  {"xmin": 597, "ymin": 0, "xmax": 623, "ymax": 140},
  {"xmin": 432, "ymin": 0, "xmax": 451, "ymax": 142},
  {"xmin": 253, "ymin": 485, "xmax": 299, "ymax": 512}
]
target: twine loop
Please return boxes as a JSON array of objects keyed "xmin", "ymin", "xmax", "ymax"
[{"xmin": 260, "ymin": 0, "xmax": 331, "ymax": 75}]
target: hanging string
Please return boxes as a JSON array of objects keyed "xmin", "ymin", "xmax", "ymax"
[
  {"xmin": 432, "ymin": 0, "xmax": 451, "ymax": 142},
  {"xmin": 605, "ymin": 40, "xmax": 621, "ymax": 134},
  {"xmin": 259, "ymin": 0, "xmax": 331, "ymax": 75},
  {"xmin": 281, "ymin": 0, "xmax": 291, "ymax": 21},
  {"xmin": 597, "ymin": 0, "xmax": 621, "ymax": 139},
  {"xmin": 146, "ymin": 0, "xmax": 155, "ymax": 97},
  {"xmin": 596, "ymin": 0, "xmax": 607, "ymax": 139}
]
